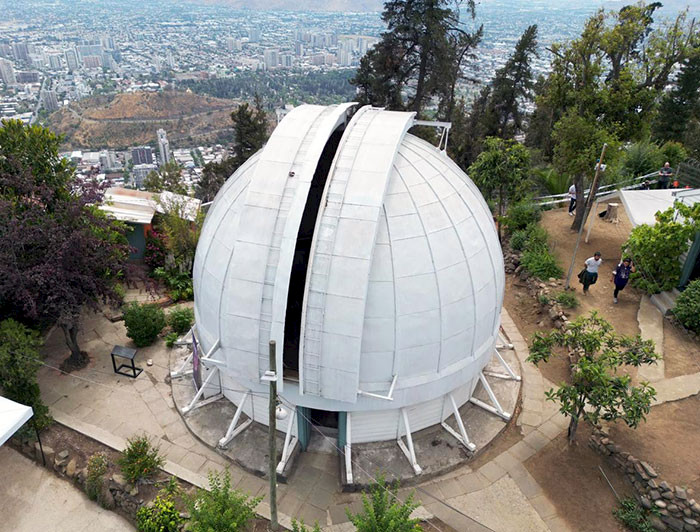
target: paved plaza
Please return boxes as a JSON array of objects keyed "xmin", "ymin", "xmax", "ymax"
[
  {"xmin": 35, "ymin": 306, "xmax": 700, "ymax": 531},
  {"xmin": 0, "ymin": 445, "xmax": 134, "ymax": 531}
]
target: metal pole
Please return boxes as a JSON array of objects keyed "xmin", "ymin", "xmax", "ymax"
[
  {"xmin": 268, "ymin": 340, "xmax": 279, "ymax": 531},
  {"xmin": 565, "ymin": 143, "xmax": 608, "ymax": 289},
  {"xmin": 34, "ymin": 421, "xmax": 45, "ymax": 467}
]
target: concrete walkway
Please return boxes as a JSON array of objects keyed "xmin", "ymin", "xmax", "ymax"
[
  {"xmin": 0, "ymin": 445, "xmax": 134, "ymax": 531},
  {"xmin": 637, "ymin": 295, "xmax": 666, "ymax": 382},
  {"xmin": 35, "ymin": 306, "xmax": 700, "ymax": 531}
]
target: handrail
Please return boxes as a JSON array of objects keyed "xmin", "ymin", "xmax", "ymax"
[{"xmin": 535, "ymin": 171, "xmax": 659, "ymax": 206}]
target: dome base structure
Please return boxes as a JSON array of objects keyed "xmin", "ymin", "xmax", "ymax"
[{"xmin": 188, "ymin": 103, "xmax": 512, "ymax": 479}]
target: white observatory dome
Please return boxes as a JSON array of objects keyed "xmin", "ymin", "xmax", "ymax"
[{"xmin": 192, "ymin": 104, "xmax": 504, "ymax": 449}]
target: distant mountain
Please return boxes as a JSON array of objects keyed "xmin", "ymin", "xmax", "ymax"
[{"xmin": 200, "ymin": 0, "xmax": 384, "ymax": 12}]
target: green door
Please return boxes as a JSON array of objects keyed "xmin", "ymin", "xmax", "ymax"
[
  {"xmin": 680, "ymin": 231, "xmax": 700, "ymax": 289},
  {"xmin": 338, "ymin": 412, "xmax": 347, "ymax": 449}
]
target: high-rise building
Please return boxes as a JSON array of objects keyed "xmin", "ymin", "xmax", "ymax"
[
  {"xmin": 0, "ymin": 58, "xmax": 16, "ymax": 85},
  {"xmin": 76, "ymin": 44, "xmax": 102, "ymax": 59},
  {"xmin": 226, "ymin": 37, "xmax": 236, "ymax": 51},
  {"xmin": 65, "ymin": 49, "xmax": 79, "ymax": 71},
  {"xmin": 311, "ymin": 53, "xmax": 325, "ymax": 66},
  {"xmin": 280, "ymin": 54, "xmax": 293, "ymax": 68},
  {"xmin": 99, "ymin": 150, "xmax": 117, "ymax": 170},
  {"xmin": 263, "ymin": 48, "xmax": 279, "ymax": 70},
  {"xmin": 100, "ymin": 35, "xmax": 115, "ymax": 51},
  {"xmin": 166, "ymin": 50, "xmax": 175, "ymax": 69},
  {"xmin": 82, "ymin": 55, "xmax": 102, "ymax": 68},
  {"xmin": 11, "ymin": 42, "xmax": 29, "ymax": 62},
  {"xmin": 249, "ymin": 28, "xmax": 261, "ymax": 42},
  {"xmin": 0, "ymin": 44, "xmax": 11, "ymax": 58},
  {"xmin": 48, "ymin": 54, "xmax": 62, "ymax": 70},
  {"xmin": 40, "ymin": 89, "xmax": 59, "ymax": 112},
  {"xmin": 132, "ymin": 163, "xmax": 157, "ymax": 189},
  {"xmin": 294, "ymin": 42, "xmax": 304, "ymax": 56},
  {"xmin": 157, "ymin": 129, "xmax": 171, "ymax": 166},
  {"xmin": 131, "ymin": 146, "xmax": 153, "ymax": 165},
  {"xmin": 16, "ymin": 71, "xmax": 39, "ymax": 83}
]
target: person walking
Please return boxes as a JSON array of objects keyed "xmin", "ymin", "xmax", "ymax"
[
  {"xmin": 568, "ymin": 183, "xmax": 576, "ymax": 216},
  {"xmin": 611, "ymin": 257, "xmax": 635, "ymax": 303},
  {"xmin": 658, "ymin": 162, "xmax": 673, "ymax": 189},
  {"xmin": 580, "ymin": 252, "xmax": 602, "ymax": 294}
]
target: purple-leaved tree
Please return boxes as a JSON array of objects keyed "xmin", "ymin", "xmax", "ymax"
[{"xmin": 0, "ymin": 120, "xmax": 129, "ymax": 369}]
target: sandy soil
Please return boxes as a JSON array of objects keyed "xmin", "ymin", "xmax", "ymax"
[
  {"xmin": 607, "ymin": 395, "xmax": 700, "ymax": 493},
  {"xmin": 663, "ymin": 320, "xmax": 700, "ymax": 378},
  {"xmin": 525, "ymin": 425, "xmax": 631, "ymax": 532}
]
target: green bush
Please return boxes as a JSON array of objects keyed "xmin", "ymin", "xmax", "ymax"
[
  {"xmin": 538, "ymin": 294, "xmax": 550, "ymax": 306},
  {"xmin": 291, "ymin": 520, "xmax": 322, "ymax": 532},
  {"xmin": 86, "ymin": 452, "xmax": 109, "ymax": 504},
  {"xmin": 187, "ymin": 470, "xmax": 261, "ymax": 532},
  {"xmin": 153, "ymin": 267, "xmax": 194, "ymax": 301},
  {"xmin": 118, "ymin": 434, "xmax": 164, "ymax": 484},
  {"xmin": 673, "ymin": 279, "xmax": 700, "ymax": 334},
  {"xmin": 554, "ymin": 291, "xmax": 579, "ymax": 309},
  {"xmin": 168, "ymin": 307, "xmax": 194, "ymax": 335},
  {"xmin": 502, "ymin": 201, "xmax": 542, "ymax": 234},
  {"xmin": 659, "ymin": 141, "xmax": 687, "ymax": 169},
  {"xmin": 521, "ymin": 248, "xmax": 563, "ymax": 280},
  {"xmin": 613, "ymin": 498, "xmax": 656, "ymax": 532},
  {"xmin": 123, "ymin": 303, "xmax": 166, "ymax": 347},
  {"xmin": 136, "ymin": 494, "xmax": 182, "ymax": 532},
  {"xmin": 165, "ymin": 332, "xmax": 179, "ymax": 348},
  {"xmin": 509, "ymin": 228, "xmax": 530, "ymax": 251},
  {"xmin": 524, "ymin": 225, "xmax": 549, "ymax": 250},
  {"xmin": 346, "ymin": 475, "xmax": 421, "ymax": 532}
]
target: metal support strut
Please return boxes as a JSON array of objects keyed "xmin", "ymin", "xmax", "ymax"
[
  {"xmin": 182, "ymin": 367, "xmax": 220, "ymax": 414},
  {"xmin": 484, "ymin": 348, "xmax": 522, "ymax": 382},
  {"xmin": 344, "ymin": 412, "xmax": 353, "ymax": 484},
  {"xmin": 218, "ymin": 391, "xmax": 253, "ymax": 448},
  {"xmin": 276, "ymin": 407, "xmax": 299, "ymax": 475},
  {"xmin": 397, "ymin": 408, "xmax": 422, "ymax": 475},
  {"xmin": 469, "ymin": 371, "xmax": 512, "ymax": 421},
  {"xmin": 441, "ymin": 393, "xmax": 476, "ymax": 452}
]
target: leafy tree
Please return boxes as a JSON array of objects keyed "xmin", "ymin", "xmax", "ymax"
[
  {"xmin": 194, "ymin": 157, "xmax": 236, "ymax": 202},
  {"xmin": 0, "ymin": 120, "xmax": 129, "ymax": 369},
  {"xmin": 551, "ymin": 110, "xmax": 618, "ymax": 230},
  {"xmin": 673, "ymin": 279, "xmax": 700, "ymax": 334},
  {"xmin": 346, "ymin": 475, "xmax": 421, "ymax": 532},
  {"xmin": 489, "ymin": 25, "xmax": 539, "ymax": 138},
  {"xmin": 157, "ymin": 194, "xmax": 203, "ymax": 274},
  {"xmin": 468, "ymin": 137, "xmax": 530, "ymax": 241},
  {"xmin": 143, "ymin": 160, "xmax": 187, "ymax": 195},
  {"xmin": 118, "ymin": 434, "xmax": 165, "ymax": 484},
  {"xmin": 187, "ymin": 470, "xmax": 261, "ymax": 532},
  {"xmin": 351, "ymin": 0, "xmax": 481, "ymax": 117},
  {"xmin": 0, "ymin": 319, "xmax": 51, "ymax": 430},
  {"xmin": 623, "ymin": 203, "xmax": 700, "ymax": 294},
  {"xmin": 231, "ymin": 95, "xmax": 269, "ymax": 169},
  {"xmin": 528, "ymin": 312, "xmax": 659, "ymax": 443}
]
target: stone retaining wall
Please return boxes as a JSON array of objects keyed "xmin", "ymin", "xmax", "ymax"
[{"xmin": 589, "ymin": 427, "xmax": 700, "ymax": 532}]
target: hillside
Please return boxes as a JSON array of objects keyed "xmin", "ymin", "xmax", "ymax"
[{"xmin": 48, "ymin": 91, "xmax": 239, "ymax": 150}]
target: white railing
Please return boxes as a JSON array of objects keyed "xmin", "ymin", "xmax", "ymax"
[{"xmin": 535, "ymin": 171, "xmax": 659, "ymax": 207}]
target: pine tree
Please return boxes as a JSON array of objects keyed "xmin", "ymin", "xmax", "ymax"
[
  {"xmin": 231, "ymin": 94, "xmax": 269, "ymax": 168},
  {"xmin": 653, "ymin": 50, "xmax": 700, "ymax": 144}
]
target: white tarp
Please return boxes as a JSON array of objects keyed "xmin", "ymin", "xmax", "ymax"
[{"xmin": 0, "ymin": 396, "xmax": 33, "ymax": 446}]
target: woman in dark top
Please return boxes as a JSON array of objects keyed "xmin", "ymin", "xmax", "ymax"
[{"xmin": 611, "ymin": 257, "xmax": 635, "ymax": 303}]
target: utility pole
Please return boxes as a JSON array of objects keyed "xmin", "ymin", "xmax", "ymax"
[
  {"xmin": 267, "ymin": 340, "xmax": 279, "ymax": 531},
  {"xmin": 565, "ymin": 143, "xmax": 608, "ymax": 289}
]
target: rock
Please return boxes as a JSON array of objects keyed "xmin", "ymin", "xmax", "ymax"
[
  {"xmin": 101, "ymin": 486, "xmax": 115, "ymax": 510},
  {"xmin": 128, "ymin": 485, "xmax": 139, "ymax": 497},
  {"xmin": 690, "ymin": 502, "xmax": 700, "ymax": 513},
  {"xmin": 676, "ymin": 488, "xmax": 688, "ymax": 500},
  {"xmin": 661, "ymin": 515, "xmax": 684, "ymax": 532},
  {"xmin": 650, "ymin": 480, "xmax": 660, "ymax": 489},
  {"xmin": 667, "ymin": 504, "xmax": 679, "ymax": 513},
  {"xmin": 650, "ymin": 516, "xmax": 666, "ymax": 531},
  {"xmin": 641, "ymin": 461, "xmax": 658, "ymax": 478},
  {"xmin": 657, "ymin": 501, "xmax": 669, "ymax": 509},
  {"xmin": 34, "ymin": 443, "xmax": 54, "ymax": 465},
  {"xmin": 111, "ymin": 473, "xmax": 127, "ymax": 489},
  {"xmin": 65, "ymin": 458, "xmax": 77, "ymax": 478},
  {"xmin": 57, "ymin": 450, "xmax": 70, "ymax": 460},
  {"xmin": 77, "ymin": 467, "xmax": 87, "ymax": 485},
  {"xmin": 683, "ymin": 518, "xmax": 698, "ymax": 526},
  {"xmin": 641, "ymin": 497, "xmax": 652, "ymax": 509},
  {"xmin": 660, "ymin": 481, "xmax": 672, "ymax": 491},
  {"xmin": 664, "ymin": 491, "xmax": 675, "ymax": 500},
  {"xmin": 179, "ymin": 512, "xmax": 190, "ymax": 519}
]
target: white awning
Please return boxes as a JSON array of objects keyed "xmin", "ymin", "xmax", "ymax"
[
  {"xmin": 0, "ymin": 396, "xmax": 33, "ymax": 446},
  {"xmin": 619, "ymin": 189, "xmax": 700, "ymax": 227}
]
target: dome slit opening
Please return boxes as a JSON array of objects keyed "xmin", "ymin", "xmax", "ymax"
[{"xmin": 283, "ymin": 126, "xmax": 345, "ymax": 380}]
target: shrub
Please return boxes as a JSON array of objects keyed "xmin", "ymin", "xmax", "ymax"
[
  {"xmin": 673, "ymin": 279, "xmax": 700, "ymax": 334},
  {"xmin": 168, "ymin": 307, "xmax": 194, "ymax": 335},
  {"xmin": 509, "ymin": 228, "xmax": 530, "ymax": 251},
  {"xmin": 187, "ymin": 470, "xmax": 261, "ymax": 532},
  {"xmin": 86, "ymin": 452, "xmax": 109, "ymax": 504},
  {"xmin": 123, "ymin": 303, "xmax": 166, "ymax": 347},
  {"xmin": 346, "ymin": 475, "xmax": 421, "ymax": 532},
  {"xmin": 153, "ymin": 267, "xmax": 194, "ymax": 302},
  {"xmin": 113, "ymin": 282, "xmax": 126, "ymax": 303},
  {"xmin": 538, "ymin": 294, "xmax": 550, "ymax": 306},
  {"xmin": 659, "ymin": 141, "xmax": 687, "ymax": 169},
  {"xmin": 521, "ymin": 248, "xmax": 563, "ymax": 280},
  {"xmin": 554, "ymin": 291, "xmax": 579, "ymax": 309},
  {"xmin": 501, "ymin": 201, "xmax": 542, "ymax": 234},
  {"xmin": 0, "ymin": 319, "xmax": 52, "ymax": 430},
  {"xmin": 136, "ymin": 494, "xmax": 182, "ymax": 532},
  {"xmin": 291, "ymin": 521, "xmax": 322, "ymax": 532},
  {"xmin": 118, "ymin": 434, "xmax": 164, "ymax": 484},
  {"xmin": 613, "ymin": 497, "xmax": 656, "ymax": 532},
  {"xmin": 144, "ymin": 230, "xmax": 168, "ymax": 271},
  {"xmin": 165, "ymin": 332, "xmax": 179, "ymax": 348},
  {"xmin": 524, "ymin": 225, "xmax": 549, "ymax": 250}
]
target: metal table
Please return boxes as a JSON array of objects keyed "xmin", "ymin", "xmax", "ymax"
[{"xmin": 111, "ymin": 345, "xmax": 142, "ymax": 378}]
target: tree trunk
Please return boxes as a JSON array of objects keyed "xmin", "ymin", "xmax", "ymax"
[
  {"xmin": 570, "ymin": 176, "xmax": 585, "ymax": 231},
  {"xmin": 567, "ymin": 414, "xmax": 580, "ymax": 444},
  {"xmin": 413, "ymin": 49, "xmax": 430, "ymax": 114},
  {"xmin": 61, "ymin": 321, "xmax": 87, "ymax": 368}
]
